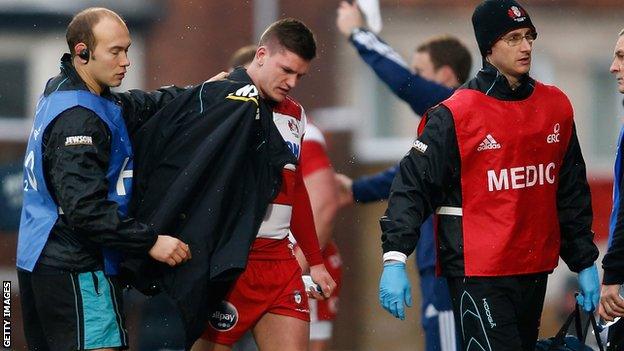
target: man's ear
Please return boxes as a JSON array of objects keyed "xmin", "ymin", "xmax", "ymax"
[
  {"xmin": 256, "ymin": 46, "xmax": 268, "ymax": 66},
  {"xmin": 74, "ymin": 43, "xmax": 89, "ymax": 63},
  {"xmin": 437, "ymin": 65, "xmax": 459, "ymax": 87}
]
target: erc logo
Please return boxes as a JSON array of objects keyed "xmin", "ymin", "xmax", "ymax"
[{"xmin": 546, "ymin": 123, "xmax": 561, "ymax": 144}]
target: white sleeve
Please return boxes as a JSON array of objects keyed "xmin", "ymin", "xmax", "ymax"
[{"xmin": 303, "ymin": 123, "xmax": 326, "ymax": 146}]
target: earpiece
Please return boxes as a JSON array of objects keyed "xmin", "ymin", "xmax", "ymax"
[{"xmin": 78, "ymin": 48, "xmax": 90, "ymax": 63}]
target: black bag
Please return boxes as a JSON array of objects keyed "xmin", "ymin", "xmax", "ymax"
[
  {"xmin": 535, "ymin": 304, "xmax": 605, "ymax": 351},
  {"xmin": 607, "ymin": 318, "xmax": 624, "ymax": 350}
]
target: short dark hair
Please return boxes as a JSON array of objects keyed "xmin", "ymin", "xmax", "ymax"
[
  {"xmin": 229, "ymin": 45, "xmax": 257, "ymax": 69},
  {"xmin": 259, "ymin": 18, "xmax": 316, "ymax": 61},
  {"xmin": 417, "ymin": 36, "xmax": 472, "ymax": 85},
  {"xmin": 66, "ymin": 7, "xmax": 125, "ymax": 57}
]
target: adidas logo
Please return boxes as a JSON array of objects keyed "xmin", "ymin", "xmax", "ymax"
[{"xmin": 477, "ymin": 134, "xmax": 501, "ymax": 151}]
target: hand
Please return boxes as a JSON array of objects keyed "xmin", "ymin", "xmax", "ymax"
[
  {"xmin": 309, "ymin": 263, "xmax": 337, "ymax": 300},
  {"xmin": 208, "ymin": 71, "xmax": 229, "ymax": 82},
  {"xmin": 336, "ymin": 1, "xmax": 364, "ymax": 37},
  {"xmin": 334, "ymin": 173, "xmax": 354, "ymax": 208},
  {"xmin": 598, "ymin": 284, "xmax": 624, "ymax": 322},
  {"xmin": 576, "ymin": 264, "xmax": 600, "ymax": 312},
  {"xmin": 149, "ymin": 235, "xmax": 192, "ymax": 267},
  {"xmin": 379, "ymin": 262, "xmax": 412, "ymax": 320}
]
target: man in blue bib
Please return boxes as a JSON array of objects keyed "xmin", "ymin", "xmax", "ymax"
[
  {"xmin": 600, "ymin": 27, "xmax": 624, "ymax": 351},
  {"xmin": 17, "ymin": 7, "xmax": 191, "ymax": 351}
]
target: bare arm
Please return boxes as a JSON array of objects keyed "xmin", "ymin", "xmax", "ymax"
[{"xmin": 304, "ymin": 167, "xmax": 340, "ymax": 249}]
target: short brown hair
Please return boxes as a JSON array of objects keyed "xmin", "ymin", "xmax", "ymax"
[
  {"xmin": 229, "ymin": 45, "xmax": 257, "ymax": 69},
  {"xmin": 66, "ymin": 7, "xmax": 125, "ymax": 56},
  {"xmin": 259, "ymin": 18, "xmax": 316, "ymax": 61},
  {"xmin": 417, "ymin": 36, "xmax": 472, "ymax": 85}
]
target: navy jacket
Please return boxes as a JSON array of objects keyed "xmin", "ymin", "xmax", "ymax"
[{"xmin": 349, "ymin": 29, "xmax": 454, "ymax": 270}]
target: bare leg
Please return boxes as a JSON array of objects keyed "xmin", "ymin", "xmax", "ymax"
[
  {"xmin": 309, "ymin": 340, "xmax": 329, "ymax": 351},
  {"xmin": 252, "ymin": 313, "xmax": 309, "ymax": 351},
  {"xmin": 191, "ymin": 338, "xmax": 233, "ymax": 351}
]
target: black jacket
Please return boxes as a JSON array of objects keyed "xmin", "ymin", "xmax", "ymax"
[
  {"xmin": 381, "ymin": 62, "xmax": 598, "ymax": 276},
  {"xmin": 124, "ymin": 68, "xmax": 295, "ymax": 347},
  {"xmin": 35, "ymin": 54, "xmax": 183, "ymax": 273}
]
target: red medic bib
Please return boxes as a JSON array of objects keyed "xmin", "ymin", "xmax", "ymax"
[{"xmin": 442, "ymin": 82, "xmax": 573, "ymax": 276}]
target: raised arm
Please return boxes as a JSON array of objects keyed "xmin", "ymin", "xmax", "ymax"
[{"xmin": 337, "ymin": 1, "xmax": 452, "ymax": 116}]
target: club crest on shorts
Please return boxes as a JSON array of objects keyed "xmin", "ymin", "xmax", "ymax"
[
  {"xmin": 294, "ymin": 290, "xmax": 302, "ymax": 305},
  {"xmin": 209, "ymin": 301, "xmax": 238, "ymax": 331}
]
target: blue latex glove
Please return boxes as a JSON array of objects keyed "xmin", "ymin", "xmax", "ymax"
[
  {"xmin": 379, "ymin": 262, "xmax": 412, "ymax": 320},
  {"xmin": 576, "ymin": 264, "xmax": 600, "ymax": 312}
]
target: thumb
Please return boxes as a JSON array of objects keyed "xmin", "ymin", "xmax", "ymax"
[{"xmin": 405, "ymin": 287, "xmax": 413, "ymax": 307}]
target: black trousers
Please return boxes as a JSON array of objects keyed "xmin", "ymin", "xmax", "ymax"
[
  {"xmin": 608, "ymin": 317, "xmax": 624, "ymax": 351},
  {"xmin": 18, "ymin": 269, "xmax": 50, "ymax": 351},
  {"xmin": 447, "ymin": 273, "xmax": 548, "ymax": 351}
]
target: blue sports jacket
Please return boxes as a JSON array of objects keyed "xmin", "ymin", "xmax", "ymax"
[{"xmin": 348, "ymin": 28, "xmax": 454, "ymax": 270}]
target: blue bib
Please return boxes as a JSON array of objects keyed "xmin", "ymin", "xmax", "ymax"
[{"xmin": 17, "ymin": 90, "xmax": 134, "ymax": 274}]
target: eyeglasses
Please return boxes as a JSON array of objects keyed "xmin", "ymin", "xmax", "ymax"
[{"xmin": 501, "ymin": 32, "xmax": 538, "ymax": 47}]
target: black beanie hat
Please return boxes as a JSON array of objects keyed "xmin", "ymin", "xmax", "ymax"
[{"xmin": 472, "ymin": 0, "xmax": 536, "ymax": 57}]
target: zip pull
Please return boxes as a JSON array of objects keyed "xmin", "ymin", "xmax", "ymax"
[{"xmin": 91, "ymin": 272, "xmax": 100, "ymax": 295}]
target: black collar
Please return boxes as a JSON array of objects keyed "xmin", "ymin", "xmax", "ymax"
[
  {"xmin": 228, "ymin": 67, "xmax": 277, "ymax": 108},
  {"xmin": 58, "ymin": 53, "xmax": 111, "ymax": 96},
  {"xmin": 228, "ymin": 67, "xmax": 253, "ymax": 84},
  {"xmin": 469, "ymin": 61, "xmax": 535, "ymax": 101}
]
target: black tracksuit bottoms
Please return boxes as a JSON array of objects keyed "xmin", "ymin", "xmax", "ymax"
[{"xmin": 447, "ymin": 273, "xmax": 548, "ymax": 351}]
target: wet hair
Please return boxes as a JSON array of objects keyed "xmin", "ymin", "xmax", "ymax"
[
  {"xmin": 66, "ymin": 7, "xmax": 125, "ymax": 56},
  {"xmin": 417, "ymin": 36, "xmax": 472, "ymax": 84},
  {"xmin": 229, "ymin": 45, "xmax": 257, "ymax": 69},
  {"xmin": 258, "ymin": 18, "xmax": 316, "ymax": 61}
]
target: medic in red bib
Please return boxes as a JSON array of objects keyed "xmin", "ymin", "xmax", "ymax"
[{"xmin": 378, "ymin": 1, "xmax": 600, "ymax": 350}]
